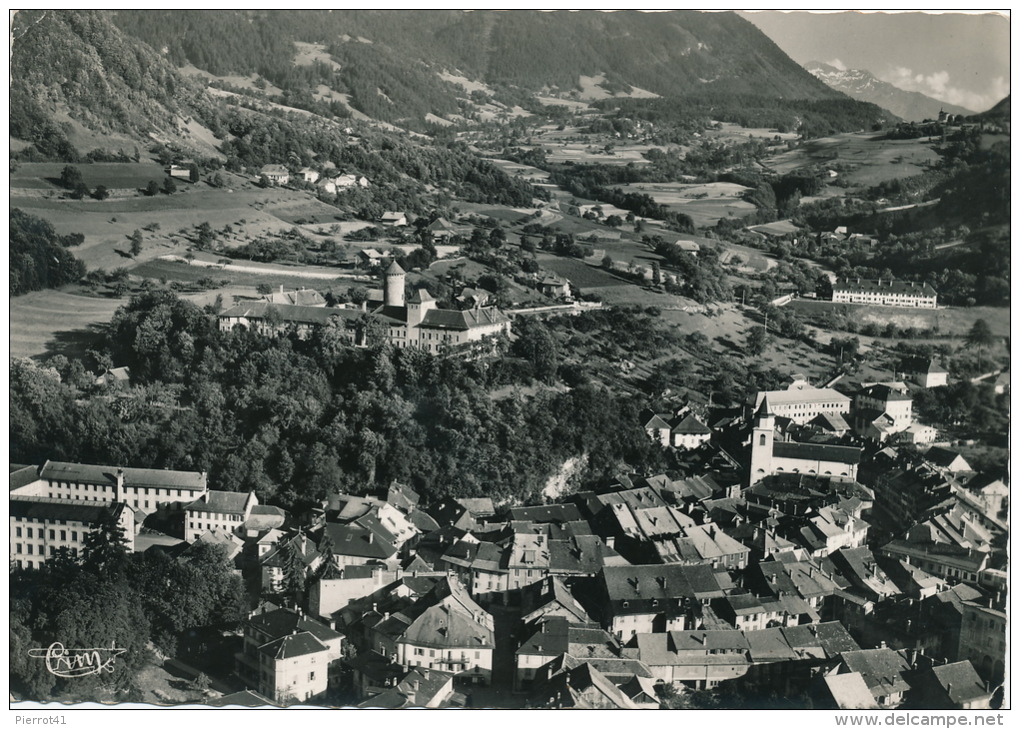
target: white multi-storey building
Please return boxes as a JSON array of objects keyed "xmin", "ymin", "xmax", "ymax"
[{"xmin": 832, "ymin": 278, "xmax": 937, "ymax": 308}]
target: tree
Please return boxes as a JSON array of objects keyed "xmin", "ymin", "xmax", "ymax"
[
  {"xmin": 162, "ymin": 177, "xmax": 177, "ymax": 195},
  {"xmin": 81, "ymin": 508, "xmax": 131, "ymax": 578},
  {"xmin": 145, "ymin": 180, "xmax": 160, "ymax": 197},
  {"xmin": 196, "ymin": 222, "xmax": 215, "ymax": 249},
  {"xmin": 256, "ymin": 283, "xmax": 274, "ymax": 296},
  {"xmin": 652, "ymin": 261, "xmax": 662, "ymax": 286},
  {"xmin": 746, "ymin": 326, "xmax": 771, "ymax": 356},
  {"xmin": 967, "ymin": 319, "xmax": 995, "ymax": 349},
  {"xmin": 59, "ymin": 165, "xmax": 84, "ymax": 190},
  {"xmin": 192, "ymin": 673, "xmax": 212, "ymax": 694},
  {"xmin": 92, "ymin": 185, "xmax": 110, "ymax": 201},
  {"xmin": 129, "ymin": 230, "xmax": 143, "ymax": 257},
  {"xmin": 189, "ymin": 164, "xmax": 200, "ymax": 183}
]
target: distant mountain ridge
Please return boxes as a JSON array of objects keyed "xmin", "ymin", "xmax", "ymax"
[{"xmin": 806, "ymin": 61, "xmax": 974, "ymax": 122}]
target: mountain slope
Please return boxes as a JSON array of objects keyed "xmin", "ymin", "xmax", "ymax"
[
  {"xmin": 10, "ymin": 10, "xmax": 211, "ymax": 156},
  {"xmin": 112, "ymin": 10, "xmax": 848, "ymax": 105},
  {"xmin": 806, "ymin": 61, "xmax": 973, "ymax": 122}
]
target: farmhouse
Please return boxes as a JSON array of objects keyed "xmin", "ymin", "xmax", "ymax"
[
  {"xmin": 259, "ymin": 164, "xmax": 290, "ymax": 185},
  {"xmin": 381, "ymin": 211, "xmax": 408, "ymax": 227},
  {"xmin": 832, "ymin": 279, "xmax": 937, "ymax": 308},
  {"xmin": 901, "ymin": 357, "xmax": 949, "ymax": 388},
  {"xmin": 298, "ymin": 167, "xmax": 320, "ymax": 183}
]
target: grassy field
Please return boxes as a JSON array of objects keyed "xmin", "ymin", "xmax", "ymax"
[
  {"xmin": 788, "ymin": 300, "xmax": 1010, "ymax": 338},
  {"xmin": 537, "ymin": 256, "xmax": 631, "ymax": 290},
  {"xmin": 10, "ymin": 162, "xmax": 171, "ymax": 190},
  {"xmin": 764, "ymin": 132, "xmax": 940, "ymax": 188},
  {"xmin": 10, "ymin": 290, "xmax": 126, "ymax": 360},
  {"xmin": 612, "ymin": 181, "xmax": 756, "ymax": 228}
]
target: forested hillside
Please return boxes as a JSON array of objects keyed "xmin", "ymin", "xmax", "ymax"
[{"xmin": 11, "ymin": 10, "xmax": 207, "ymax": 147}]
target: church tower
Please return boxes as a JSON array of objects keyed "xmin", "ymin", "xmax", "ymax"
[
  {"xmin": 384, "ymin": 260, "xmax": 406, "ymax": 307},
  {"xmin": 749, "ymin": 396, "xmax": 775, "ymax": 486}
]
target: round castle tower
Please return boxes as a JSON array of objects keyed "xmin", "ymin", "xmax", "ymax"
[{"xmin": 384, "ymin": 260, "xmax": 406, "ymax": 307}]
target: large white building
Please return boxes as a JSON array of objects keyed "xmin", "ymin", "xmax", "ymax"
[
  {"xmin": 748, "ymin": 378, "xmax": 851, "ymax": 425},
  {"xmin": 10, "ymin": 498, "xmax": 135, "ymax": 570},
  {"xmin": 832, "ymin": 279, "xmax": 937, "ymax": 308},
  {"xmin": 11, "ymin": 460, "xmax": 208, "ymax": 515}
]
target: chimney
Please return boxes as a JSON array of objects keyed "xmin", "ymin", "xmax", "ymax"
[
  {"xmin": 605, "ymin": 536, "xmax": 615, "ymax": 549},
  {"xmin": 280, "ymin": 285, "xmax": 284, "ymax": 293},
  {"xmin": 368, "ymin": 532, "xmax": 374, "ymax": 544}
]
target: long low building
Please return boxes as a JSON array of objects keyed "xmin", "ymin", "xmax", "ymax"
[
  {"xmin": 832, "ymin": 279, "xmax": 937, "ymax": 309},
  {"xmin": 12, "ymin": 460, "xmax": 208, "ymax": 515},
  {"xmin": 10, "ymin": 497, "xmax": 135, "ymax": 570}
]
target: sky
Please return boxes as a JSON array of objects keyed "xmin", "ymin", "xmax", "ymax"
[{"xmin": 740, "ymin": 10, "xmax": 1010, "ymax": 113}]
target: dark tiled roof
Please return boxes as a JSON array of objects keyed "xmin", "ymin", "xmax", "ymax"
[
  {"xmin": 772, "ymin": 442, "xmax": 862, "ymax": 465},
  {"xmin": 246, "ymin": 607, "xmax": 344, "ymax": 645},
  {"xmin": 833, "ymin": 279, "xmax": 936, "ymax": 296},
  {"xmin": 508, "ymin": 504, "xmax": 584, "ymax": 523},
  {"xmin": 258, "ymin": 631, "xmax": 328, "ymax": 660},
  {"xmin": 10, "ymin": 497, "xmax": 125, "ymax": 524},
  {"xmin": 323, "ymin": 520, "xmax": 397, "ymax": 560},
  {"xmin": 219, "ymin": 302, "xmax": 361, "ymax": 325},
  {"xmin": 672, "ymin": 413, "xmax": 711, "ymax": 435},
  {"xmin": 10, "ymin": 464, "xmax": 40, "ymax": 491},
  {"xmin": 39, "ymin": 460, "xmax": 207, "ymax": 490},
  {"xmin": 186, "ymin": 490, "xmax": 252, "ymax": 515},
  {"xmin": 857, "ymin": 384, "xmax": 912, "ymax": 402}
]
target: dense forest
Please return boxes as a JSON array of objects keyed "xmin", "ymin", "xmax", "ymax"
[
  {"xmin": 10, "ymin": 291, "xmax": 663, "ymax": 511},
  {"xmin": 10, "ymin": 209, "xmax": 88, "ymax": 296}
]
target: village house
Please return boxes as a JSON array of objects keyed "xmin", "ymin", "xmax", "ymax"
[
  {"xmin": 514, "ymin": 618, "xmax": 623, "ymax": 692},
  {"xmin": 259, "ymin": 164, "xmax": 290, "ymax": 185},
  {"xmin": 901, "ymin": 357, "xmax": 949, "ymax": 388},
  {"xmin": 368, "ymin": 577, "xmax": 495, "ymax": 686},
  {"xmin": 853, "ymin": 383, "xmax": 913, "ymax": 440},
  {"xmin": 380, "ymin": 211, "xmax": 408, "ymax": 227},
  {"xmin": 591, "ymin": 563, "xmax": 724, "ymax": 640},
  {"xmin": 298, "ymin": 167, "xmax": 319, "ymax": 183},
  {"xmin": 831, "ymin": 278, "xmax": 937, "ymax": 309},
  {"xmin": 832, "ymin": 648, "xmax": 913, "ymax": 708},
  {"xmin": 235, "ymin": 606, "xmax": 344, "ymax": 704},
  {"xmin": 909, "ymin": 661, "xmax": 993, "ymax": 710},
  {"xmin": 635, "ymin": 630, "xmax": 751, "ymax": 689},
  {"xmin": 10, "ymin": 498, "xmax": 135, "ymax": 570},
  {"xmin": 11, "ymin": 460, "xmax": 208, "ymax": 516}
]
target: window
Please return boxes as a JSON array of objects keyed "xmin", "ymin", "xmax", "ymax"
[
  {"xmin": 49, "ymin": 529, "xmax": 55, "ymax": 540},
  {"xmin": 16, "ymin": 544, "xmax": 22, "ymax": 554},
  {"xmin": 26, "ymin": 528, "xmax": 32, "ymax": 538},
  {"xmin": 309, "ymin": 672, "xmax": 315, "ymax": 681},
  {"xmin": 16, "ymin": 527, "xmax": 21, "ymax": 538},
  {"xmin": 60, "ymin": 530, "xmax": 66, "ymax": 541}
]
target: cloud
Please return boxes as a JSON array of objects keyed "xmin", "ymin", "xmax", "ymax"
[
  {"xmin": 827, "ymin": 59, "xmax": 847, "ymax": 71},
  {"xmin": 879, "ymin": 66, "xmax": 1009, "ymax": 112}
]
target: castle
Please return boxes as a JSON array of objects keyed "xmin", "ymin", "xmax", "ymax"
[{"xmin": 218, "ymin": 261, "xmax": 511, "ymax": 354}]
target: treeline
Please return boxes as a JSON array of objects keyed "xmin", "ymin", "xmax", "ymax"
[
  {"xmin": 10, "ymin": 209, "xmax": 87, "ymax": 296},
  {"xmin": 595, "ymin": 95, "xmax": 891, "ymax": 138},
  {"xmin": 11, "ymin": 291, "xmax": 658, "ymax": 511}
]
